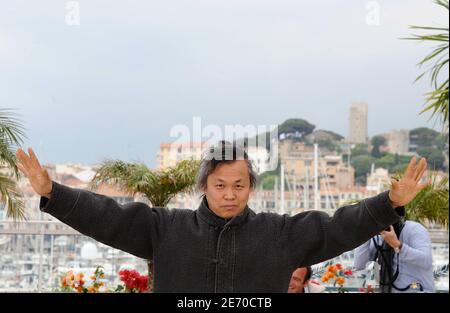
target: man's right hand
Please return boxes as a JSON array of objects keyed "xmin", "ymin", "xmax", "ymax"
[{"xmin": 16, "ymin": 148, "xmax": 53, "ymax": 199}]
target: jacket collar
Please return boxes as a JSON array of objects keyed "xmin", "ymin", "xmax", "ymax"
[{"xmin": 197, "ymin": 196, "xmax": 250, "ymax": 228}]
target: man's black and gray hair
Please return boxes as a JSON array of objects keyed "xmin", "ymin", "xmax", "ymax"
[
  {"xmin": 304, "ymin": 266, "xmax": 312, "ymax": 283},
  {"xmin": 196, "ymin": 141, "xmax": 257, "ymax": 191}
]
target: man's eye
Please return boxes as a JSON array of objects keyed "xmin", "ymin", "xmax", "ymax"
[{"xmin": 216, "ymin": 184, "xmax": 224, "ymax": 188}]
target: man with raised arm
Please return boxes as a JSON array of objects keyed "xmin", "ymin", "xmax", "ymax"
[{"xmin": 16, "ymin": 141, "xmax": 429, "ymax": 292}]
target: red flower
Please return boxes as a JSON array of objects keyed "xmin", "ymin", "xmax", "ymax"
[
  {"xmin": 344, "ymin": 269, "xmax": 353, "ymax": 276},
  {"xmin": 118, "ymin": 269, "xmax": 149, "ymax": 293}
]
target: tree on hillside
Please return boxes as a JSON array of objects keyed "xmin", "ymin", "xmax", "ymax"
[
  {"xmin": 278, "ymin": 119, "xmax": 316, "ymax": 138},
  {"xmin": 410, "ymin": 127, "xmax": 441, "ymax": 148},
  {"xmin": 417, "ymin": 147, "xmax": 445, "ymax": 170},
  {"xmin": 371, "ymin": 135, "xmax": 387, "ymax": 158}
]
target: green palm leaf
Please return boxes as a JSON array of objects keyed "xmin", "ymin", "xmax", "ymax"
[
  {"xmin": 0, "ymin": 108, "xmax": 26, "ymax": 220},
  {"xmin": 405, "ymin": 174, "xmax": 449, "ymax": 228},
  {"xmin": 90, "ymin": 159, "xmax": 200, "ymax": 207},
  {"xmin": 404, "ymin": 0, "xmax": 449, "ymax": 126},
  {"xmin": 0, "ymin": 173, "xmax": 26, "ymax": 220}
]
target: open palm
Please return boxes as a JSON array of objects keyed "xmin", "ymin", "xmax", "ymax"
[
  {"xmin": 389, "ymin": 157, "xmax": 429, "ymax": 208},
  {"xmin": 15, "ymin": 148, "xmax": 53, "ymax": 198}
]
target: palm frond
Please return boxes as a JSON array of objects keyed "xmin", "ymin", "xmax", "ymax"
[
  {"xmin": 0, "ymin": 109, "xmax": 27, "ymax": 145},
  {"xmin": 0, "ymin": 109, "xmax": 26, "ymax": 178},
  {"xmin": 406, "ymin": 174, "xmax": 449, "ymax": 228},
  {"xmin": 144, "ymin": 160, "xmax": 200, "ymax": 207},
  {"xmin": 90, "ymin": 159, "xmax": 200, "ymax": 207},
  {"xmin": 403, "ymin": 0, "xmax": 449, "ymax": 125},
  {"xmin": 0, "ymin": 109, "xmax": 26, "ymax": 220},
  {"xmin": 0, "ymin": 172, "xmax": 26, "ymax": 220},
  {"xmin": 90, "ymin": 160, "xmax": 156, "ymax": 195}
]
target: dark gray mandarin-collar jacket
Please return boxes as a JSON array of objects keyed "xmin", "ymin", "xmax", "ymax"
[{"xmin": 40, "ymin": 182, "xmax": 400, "ymax": 293}]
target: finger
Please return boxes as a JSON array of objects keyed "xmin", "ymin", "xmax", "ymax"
[
  {"xmin": 15, "ymin": 148, "xmax": 32, "ymax": 170},
  {"xmin": 28, "ymin": 148, "xmax": 42, "ymax": 169},
  {"xmin": 416, "ymin": 179, "xmax": 431, "ymax": 192},
  {"xmin": 390, "ymin": 225, "xmax": 394, "ymax": 232},
  {"xmin": 413, "ymin": 158, "xmax": 427, "ymax": 182},
  {"xmin": 404, "ymin": 156, "xmax": 417, "ymax": 179},
  {"xmin": 16, "ymin": 163, "xmax": 29, "ymax": 177}
]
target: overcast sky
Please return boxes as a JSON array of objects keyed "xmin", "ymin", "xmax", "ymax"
[{"xmin": 0, "ymin": 0, "xmax": 448, "ymax": 167}]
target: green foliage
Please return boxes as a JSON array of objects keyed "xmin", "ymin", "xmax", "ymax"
[
  {"xmin": 435, "ymin": 133, "xmax": 449, "ymax": 151},
  {"xmin": 374, "ymin": 153, "xmax": 396, "ymax": 169},
  {"xmin": 90, "ymin": 159, "xmax": 200, "ymax": 207},
  {"xmin": 405, "ymin": 0, "xmax": 449, "ymax": 126},
  {"xmin": 261, "ymin": 175, "xmax": 277, "ymax": 190},
  {"xmin": 417, "ymin": 147, "xmax": 445, "ymax": 170},
  {"xmin": 406, "ymin": 174, "xmax": 449, "ymax": 227},
  {"xmin": 371, "ymin": 135, "xmax": 387, "ymax": 147},
  {"xmin": 351, "ymin": 144, "xmax": 370, "ymax": 158},
  {"xmin": 351, "ymin": 155, "xmax": 375, "ymax": 184},
  {"xmin": 374, "ymin": 153, "xmax": 411, "ymax": 175},
  {"xmin": 322, "ymin": 130, "xmax": 344, "ymax": 141},
  {"xmin": 371, "ymin": 135, "xmax": 387, "ymax": 158},
  {"xmin": 317, "ymin": 139, "xmax": 339, "ymax": 152},
  {"xmin": 410, "ymin": 127, "xmax": 441, "ymax": 147},
  {"xmin": 257, "ymin": 159, "xmax": 281, "ymax": 190},
  {"xmin": 278, "ymin": 119, "xmax": 316, "ymax": 138},
  {"xmin": 0, "ymin": 109, "xmax": 26, "ymax": 220}
]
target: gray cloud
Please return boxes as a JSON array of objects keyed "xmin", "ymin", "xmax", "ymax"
[{"xmin": 0, "ymin": 0, "xmax": 447, "ymax": 166}]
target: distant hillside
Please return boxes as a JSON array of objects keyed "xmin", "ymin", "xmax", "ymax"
[{"xmin": 238, "ymin": 118, "xmax": 345, "ymax": 150}]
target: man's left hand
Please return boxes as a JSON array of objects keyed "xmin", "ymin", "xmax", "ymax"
[
  {"xmin": 380, "ymin": 226, "xmax": 401, "ymax": 249},
  {"xmin": 388, "ymin": 156, "xmax": 429, "ymax": 208}
]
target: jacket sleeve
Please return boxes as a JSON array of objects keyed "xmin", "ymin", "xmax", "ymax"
[
  {"xmin": 398, "ymin": 223, "xmax": 433, "ymax": 269},
  {"xmin": 40, "ymin": 181, "xmax": 173, "ymax": 259},
  {"xmin": 280, "ymin": 191, "xmax": 400, "ymax": 267},
  {"xmin": 354, "ymin": 237, "xmax": 378, "ymax": 270}
]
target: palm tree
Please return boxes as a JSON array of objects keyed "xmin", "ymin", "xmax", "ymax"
[
  {"xmin": 406, "ymin": 0, "xmax": 449, "ymax": 127},
  {"xmin": 403, "ymin": 1, "xmax": 449, "ymax": 227},
  {"xmin": 0, "ymin": 109, "xmax": 26, "ymax": 220},
  {"xmin": 90, "ymin": 159, "xmax": 200, "ymax": 291},
  {"xmin": 405, "ymin": 173, "xmax": 449, "ymax": 228}
]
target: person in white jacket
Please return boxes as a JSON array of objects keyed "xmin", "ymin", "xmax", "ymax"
[{"xmin": 354, "ymin": 207, "xmax": 435, "ymax": 293}]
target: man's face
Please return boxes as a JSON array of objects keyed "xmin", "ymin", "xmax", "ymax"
[
  {"xmin": 204, "ymin": 160, "xmax": 252, "ymax": 219},
  {"xmin": 288, "ymin": 268, "xmax": 307, "ymax": 293}
]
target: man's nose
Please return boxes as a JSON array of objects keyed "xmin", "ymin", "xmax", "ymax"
[{"xmin": 224, "ymin": 187, "xmax": 236, "ymax": 200}]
